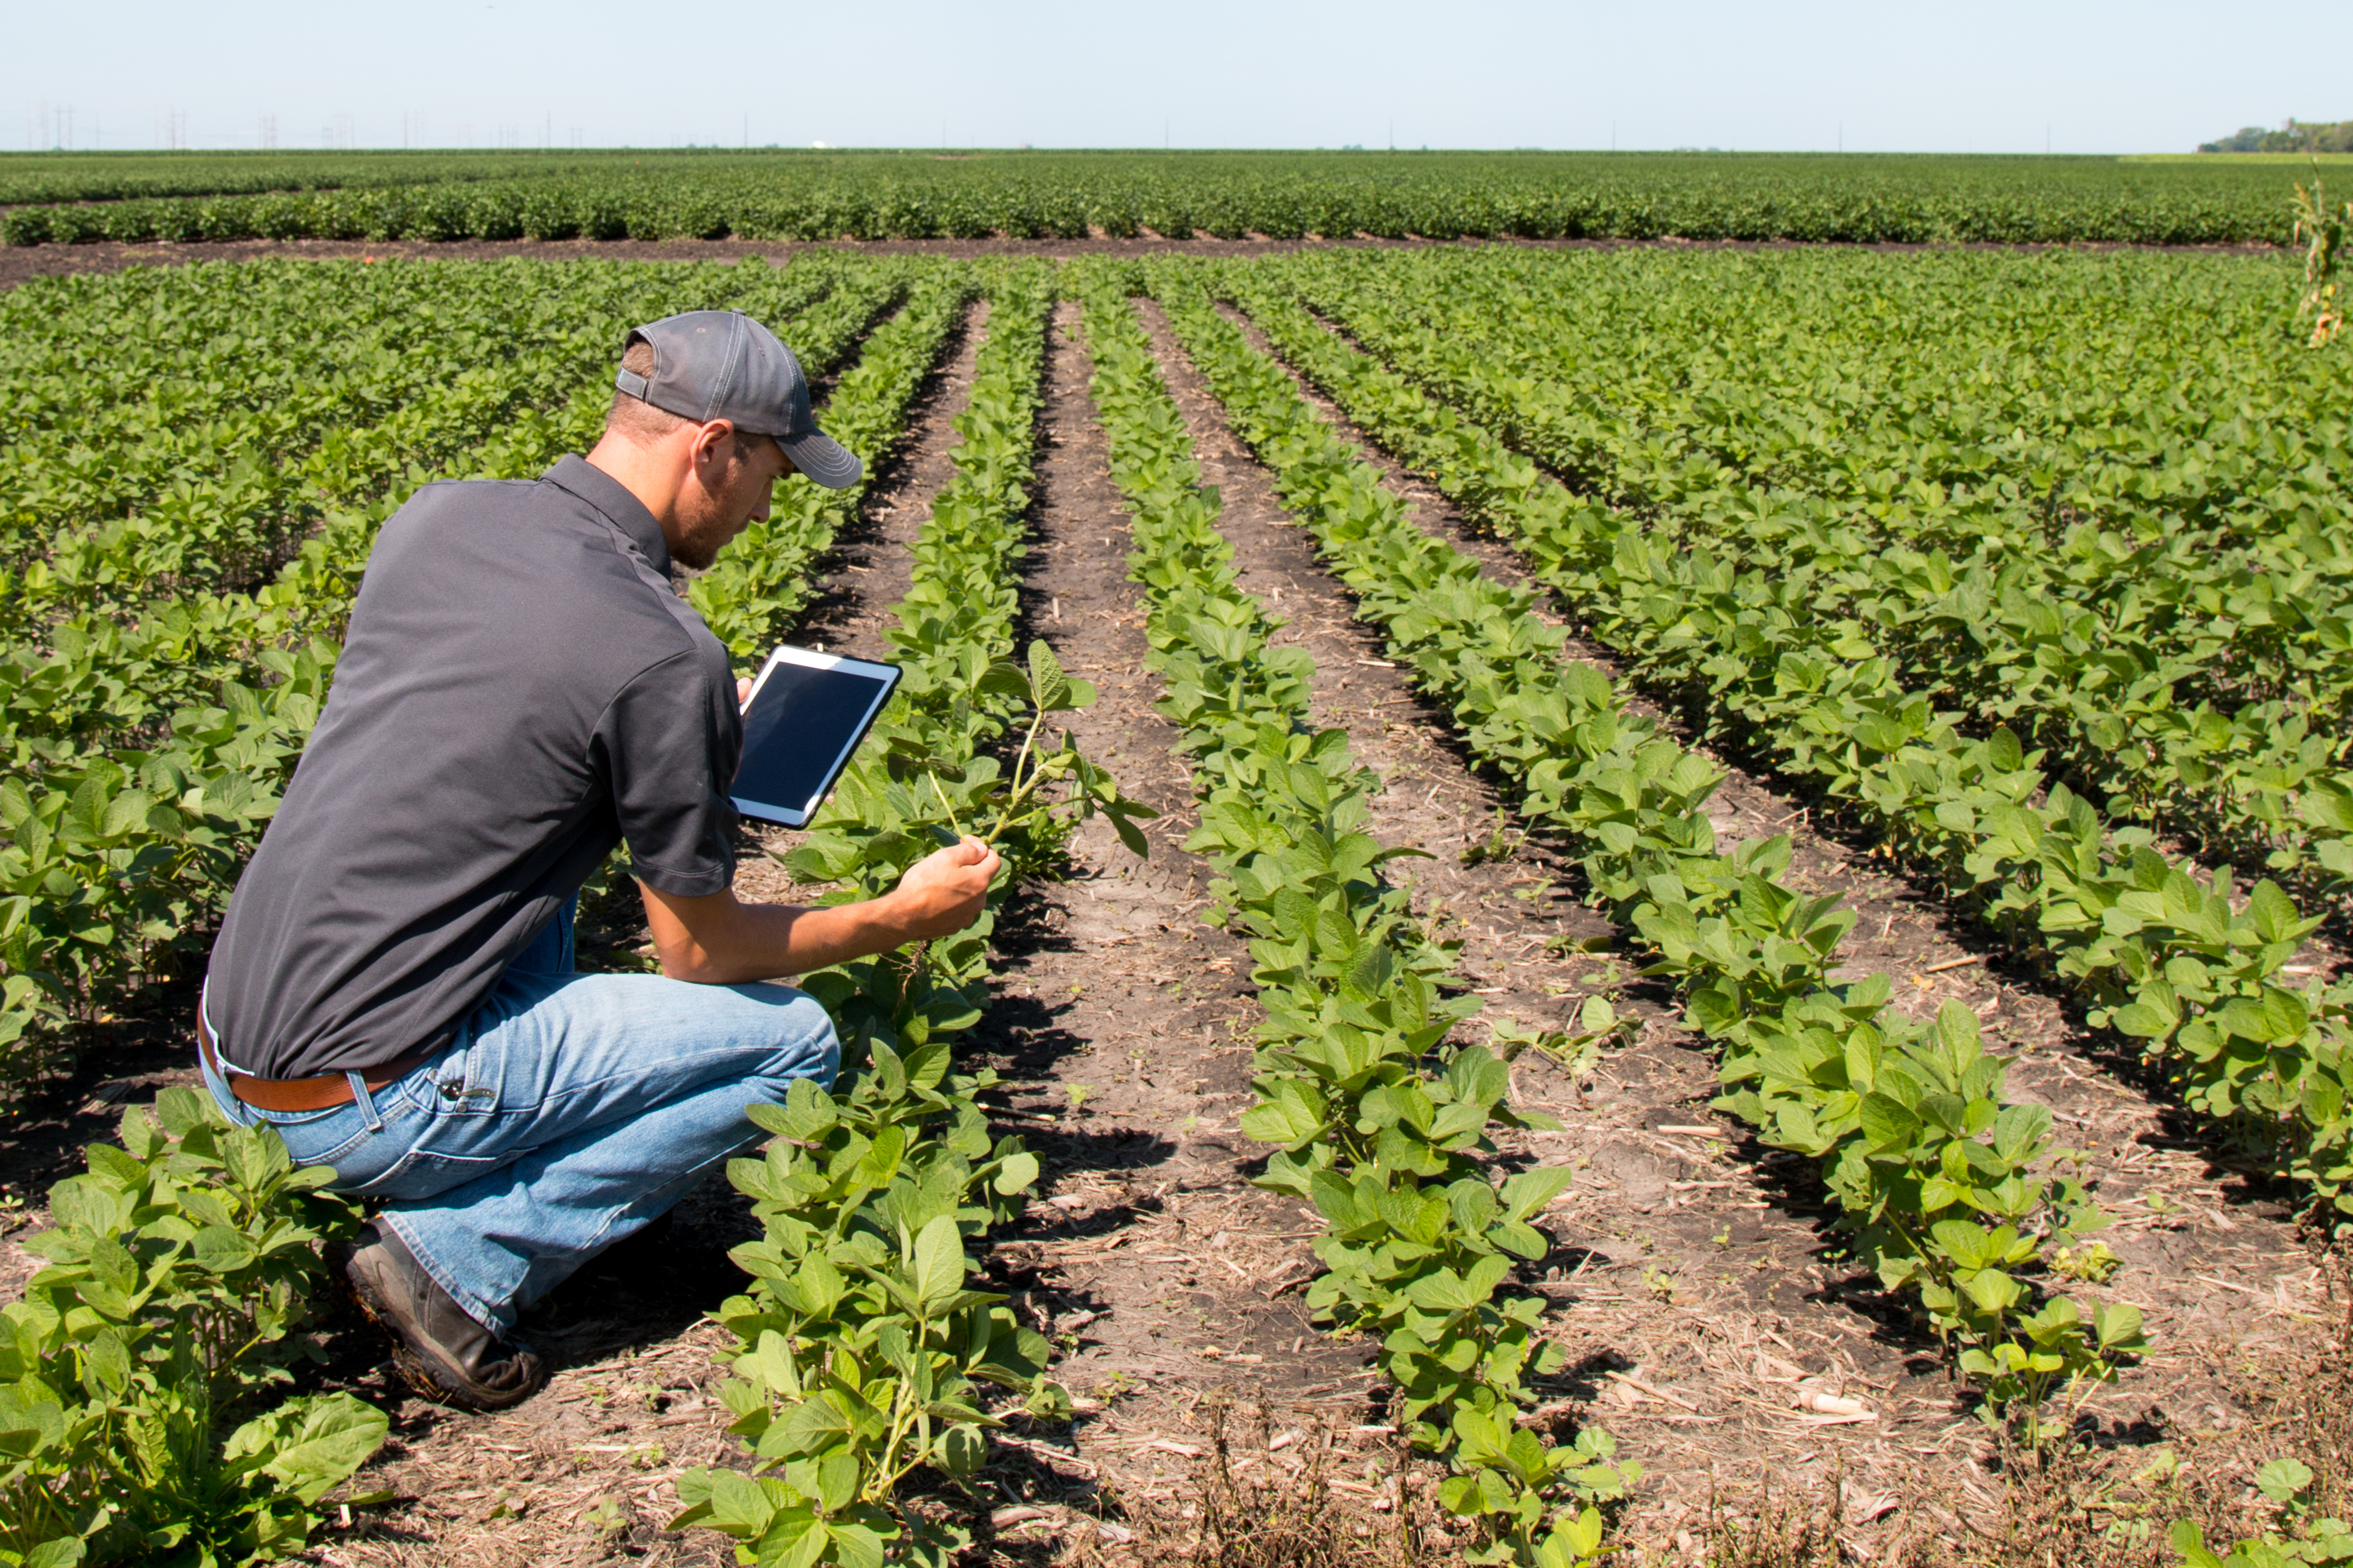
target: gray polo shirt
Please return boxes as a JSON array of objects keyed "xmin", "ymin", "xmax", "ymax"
[{"xmin": 206, "ymin": 455, "xmax": 742, "ymax": 1081}]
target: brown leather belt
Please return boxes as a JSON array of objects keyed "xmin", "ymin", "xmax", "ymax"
[{"xmin": 198, "ymin": 1009, "xmax": 437, "ymax": 1114}]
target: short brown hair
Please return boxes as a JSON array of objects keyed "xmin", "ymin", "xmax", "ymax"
[{"xmin": 604, "ymin": 336, "xmax": 761, "ymax": 457}]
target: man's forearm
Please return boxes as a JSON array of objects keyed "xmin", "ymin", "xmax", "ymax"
[
  {"xmin": 634, "ymin": 837, "xmax": 1002, "ymax": 986},
  {"xmin": 637, "ymin": 888, "xmax": 915, "ymax": 984}
]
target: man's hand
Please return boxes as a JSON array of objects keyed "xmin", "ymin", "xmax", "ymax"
[
  {"xmin": 886, "ymin": 836, "xmax": 1002, "ymax": 940},
  {"xmin": 638, "ymin": 836, "xmax": 1003, "ymax": 984}
]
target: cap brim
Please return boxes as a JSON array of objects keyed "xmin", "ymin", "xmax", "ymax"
[{"xmin": 775, "ymin": 429, "xmax": 861, "ymax": 490}]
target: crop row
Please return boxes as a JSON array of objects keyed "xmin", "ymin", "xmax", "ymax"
[
  {"xmin": 677, "ymin": 265, "xmax": 1153, "ymax": 1568},
  {"xmin": 0, "ymin": 151, "xmax": 2326, "ymax": 248},
  {"xmin": 1203, "ymin": 260, "xmax": 2353, "ymax": 1227},
  {"xmin": 0, "ymin": 148, "xmax": 559, "ymax": 205},
  {"xmin": 1073, "ymin": 264, "xmax": 1639, "ymax": 1563},
  {"xmin": 1139, "ymin": 268, "xmax": 2146, "ymax": 1452},
  {"xmin": 0, "ymin": 258, "xmax": 937, "ymax": 1093},
  {"xmin": 1277, "ymin": 250, "xmax": 2353, "ymax": 907}
]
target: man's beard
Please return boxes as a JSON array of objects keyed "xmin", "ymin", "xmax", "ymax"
[
  {"xmin": 671, "ymin": 519, "xmax": 727, "ymax": 572},
  {"xmin": 670, "ymin": 497, "xmax": 739, "ymax": 572}
]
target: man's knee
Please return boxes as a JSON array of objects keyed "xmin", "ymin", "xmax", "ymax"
[{"xmin": 739, "ymin": 988, "xmax": 840, "ymax": 1096}]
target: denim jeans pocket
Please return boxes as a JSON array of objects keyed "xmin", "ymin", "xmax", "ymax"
[{"xmin": 265, "ymin": 1106, "xmax": 391, "ymax": 1185}]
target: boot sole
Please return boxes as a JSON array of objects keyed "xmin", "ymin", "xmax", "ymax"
[{"xmin": 335, "ymin": 1237, "xmax": 547, "ymax": 1413}]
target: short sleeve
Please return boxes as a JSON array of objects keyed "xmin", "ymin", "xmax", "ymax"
[{"xmin": 593, "ymin": 651, "xmax": 741, "ymax": 897}]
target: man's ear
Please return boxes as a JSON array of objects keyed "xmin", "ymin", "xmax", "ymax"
[{"xmin": 691, "ymin": 419, "xmax": 736, "ymax": 470}]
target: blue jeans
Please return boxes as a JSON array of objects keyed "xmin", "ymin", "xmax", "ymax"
[{"xmin": 200, "ymin": 898, "xmax": 839, "ymax": 1335}]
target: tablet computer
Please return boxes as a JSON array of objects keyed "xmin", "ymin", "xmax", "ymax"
[{"xmin": 731, "ymin": 645, "xmax": 903, "ymax": 828}]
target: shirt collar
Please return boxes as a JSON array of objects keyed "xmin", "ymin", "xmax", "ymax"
[{"xmin": 543, "ymin": 454, "xmax": 671, "ymax": 577}]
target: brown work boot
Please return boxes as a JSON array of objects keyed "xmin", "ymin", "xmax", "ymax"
[{"xmin": 335, "ymin": 1223, "xmax": 547, "ymax": 1411}]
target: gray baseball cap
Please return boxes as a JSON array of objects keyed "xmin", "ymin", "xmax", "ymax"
[{"xmin": 615, "ymin": 309, "xmax": 861, "ymax": 489}]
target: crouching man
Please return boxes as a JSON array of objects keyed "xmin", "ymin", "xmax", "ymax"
[{"xmin": 198, "ymin": 309, "xmax": 998, "ymax": 1410}]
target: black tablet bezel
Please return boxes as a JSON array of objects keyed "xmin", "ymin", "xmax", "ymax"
[{"xmin": 730, "ymin": 645, "xmax": 903, "ymax": 829}]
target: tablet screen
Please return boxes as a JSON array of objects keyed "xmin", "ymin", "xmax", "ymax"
[{"xmin": 731, "ymin": 647, "xmax": 902, "ymax": 828}]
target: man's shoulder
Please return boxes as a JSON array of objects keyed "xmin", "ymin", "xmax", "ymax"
[
  {"xmin": 391, "ymin": 473, "xmax": 571, "ymax": 517},
  {"xmin": 361, "ymin": 469, "xmax": 725, "ymax": 693}
]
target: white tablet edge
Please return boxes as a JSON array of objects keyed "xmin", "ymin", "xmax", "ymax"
[{"xmin": 732, "ymin": 645, "xmax": 902, "ymax": 829}]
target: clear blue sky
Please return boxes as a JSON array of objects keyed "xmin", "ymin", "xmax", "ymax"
[{"xmin": 9, "ymin": 0, "xmax": 2343, "ymax": 155}]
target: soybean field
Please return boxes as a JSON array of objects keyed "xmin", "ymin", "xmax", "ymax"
[
  {"xmin": 2, "ymin": 148, "xmax": 2345, "ymax": 247},
  {"xmin": 1, "ymin": 241, "xmax": 2348, "ymax": 1567}
]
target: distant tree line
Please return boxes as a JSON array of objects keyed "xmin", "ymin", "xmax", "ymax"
[{"xmin": 2200, "ymin": 120, "xmax": 2353, "ymax": 153}]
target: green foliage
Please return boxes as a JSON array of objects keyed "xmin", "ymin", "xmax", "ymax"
[
  {"xmin": 1278, "ymin": 246, "xmax": 2353, "ymax": 908},
  {"xmin": 682, "ymin": 1087, "xmax": 1058, "ymax": 1567},
  {"xmin": 2170, "ymin": 1454, "xmax": 2353, "ymax": 1564},
  {"xmin": 0, "ymin": 149, "xmax": 2330, "ymax": 246},
  {"xmin": 1074, "ymin": 270, "xmax": 1637, "ymax": 1565},
  {"xmin": 0, "ymin": 1086, "xmax": 384, "ymax": 1565},
  {"xmin": 2201, "ymin": 123, "xmax": 2353, "ymax": 156},
  {"xmin": 1229, "ymin": 248, "xmax": 2353, "ymax": 1237},
  {"xmin": 0, "ymin": 248, "xmax": 1139, "ymax": 1563}
]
